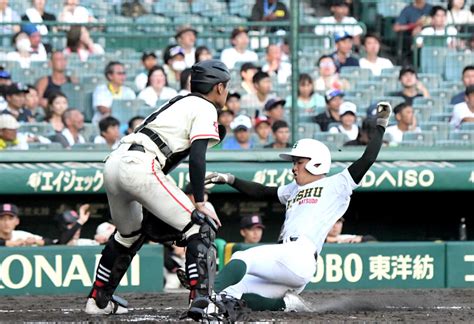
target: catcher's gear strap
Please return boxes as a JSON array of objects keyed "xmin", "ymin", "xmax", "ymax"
[
  {"xmin": 134, "ymin": 93, "xmax": 213, "ymax": 175},
  {"xmin": 185, "ymin": 210, "xmax": 218, "ymax": 298},
  {"xmin": 348, "ymin": 125, "xmax": 385, "ymax": 184},
  {"xmin": 189, "ymin": 138, "xmax": 209, "ymax": 202},
  {"xmin": 232, "ymin": 178, "xmax": 279, "ymax": 202}
]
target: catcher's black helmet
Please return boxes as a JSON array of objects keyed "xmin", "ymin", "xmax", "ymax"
[{"xmin": 191, "ymin": 59, "xmax": 230, "ymax": 94}]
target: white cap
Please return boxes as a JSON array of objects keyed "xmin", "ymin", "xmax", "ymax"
[
  {"xmin": 279, "ymin": 139, "xmax": 331, "ymax": 175},
  {"xmin": 0, "ymin": 114, "xmax": 20, "ymax": 130},
  {"xmin": 339, "ymin": 101, "xmax": 357, "ymax": 116},
  {"xmin": 96, "ymin": 222, "xmax": 115, "ymax": 236},
  {"xmin": 230, "ymin": 115, "xmax": 252, "ymax": 131}
]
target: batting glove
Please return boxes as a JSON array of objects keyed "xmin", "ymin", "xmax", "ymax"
[
  {"xmin": 205, "ymin": 172, "xmax": 235, "ymax": 185},
  {"xmin": 376, "ymin": 101, "xmax": 392, "ymax": 128}
]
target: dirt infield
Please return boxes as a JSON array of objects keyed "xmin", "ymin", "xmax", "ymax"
[{"xmin": 0, "ymin": 289, "xmax": 472, "ymax": 322}]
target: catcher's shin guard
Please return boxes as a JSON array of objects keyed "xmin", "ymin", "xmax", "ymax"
[
  {"xmin": 89, "ymin": 233, "xmax": 145, "ymax": 309},
  {"xmin": 185, "ymin": 210, "xmax": 218, "ymax": 303}
]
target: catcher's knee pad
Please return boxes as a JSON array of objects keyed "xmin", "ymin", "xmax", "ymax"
[
  {"xmin": 185, "ymin": 210, "xmax": 218, "ymax": 299},
  {"xmin": 91, "ymin": 234, "xmax": 145, "ymax": 308}
]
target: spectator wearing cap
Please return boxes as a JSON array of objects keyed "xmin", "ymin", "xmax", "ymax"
[
  {"xmin": 0, "ymin": 0, "xmax": 20, "ymax": 35},
  {"xmin": 222, "ymin": 115, "xmax": 255, "ymax": 150},
  {"xmin": 241, "ymin": 71, "xmax": 276, "ymax": 113},
  {"xmin": 240, "ymin": 215, "xmax": 265, "ymax": 244},
  {"xmin": 331, "ymin": 31, "xmax": 359, "ymax": 73},
  {"xmin": 134, "ymin": 51, "xmax": 158, "ymax": 92},
  {"xmin": 314, "ymin": 0, "xmax": 363, "ymax": 49},
  {"xmin": 326, "ymin": 217, "xmax": 376, "ymax": 243},
  {"xmin": 92, "ymin": 61, "xmax": 136, "ymax": 125},
  {"xmin": 314, "ymin": 54, "xmax": 349, "ymax": 92},
  {"xmin": 359, "ymin": 33, "xmax": 394, "ymax": 76},
  {"xmin": 450, "ymin": 85, "xmax": 474, "ymax": 129},
  {"xmin": 393, "ymin": 0, "xmax": 432, "ymax": 64},
  {"xmin": 138, "ymin": 65, "xmax": 178, "ymax": 107},
  {"xmin": 6, "ymin": 31, "xmax": 34, "ymax": 69},
  {"xmin": 240, "ymin": 62, "xmax": 259, "ymax": 95},
  {"xmin": 262, "ymin": 43, "xmax": 291, "ymax": 84},
  {"xmin": 22, "ymin": 0, "xmax": 57, "ymax": 36},
  {"xmin": 22, "ymin": 23, "xmax": 50, "ymax": 61},
  {"xmin": 313, "ymin": 89, "xmax": 344, "ymax": 131},
  {"xmin": 264, "ymin": 97, "xmax": 286, "ymax": 124},
  {"xmin": 58, "ymin": 0, "xmax": 96, "ymax": 24},
  {"xmin": 285, "ymin": 73, "xmax": 325, "ymax": 113},
  {"xmin": 416, "ymin": 6, "xmax": 458, "ymax": 48},
  {"xmin": 94, "ymin": 116, "xmax": 121, "ymax": 149},
  {"xmin": 0, "ymin": 203, "xmax": 44, "ymax": 247},
  {"xmin": 178, "ymin": 68, "xmax": 192, "ymax": 96},
  {"xmin": 218, "ymin": 106, "xmax": 235, "ymax": 135},
  {"xmin": 0, "ymin": 69, "xmax": 12, "ymax": 110},
  {"xmin": 163, "ymin": 44, "xmax": 186, "ymax": 87},
  {"xmin": 264, "ymin": 119, "xmax": 290, "ymax": 148},
  {"xmin": 175, "ymin": 25, "xmax": 198, "ymax": 67},
  {"xmin": 24, "ymin": 84, "xmax": 46, "ymax": 122},
  {"xmin": 1, "ymin": 83, "xmax": 33, "ymax": 122},
  {"xmin": 390, "ymin": 66, "xmax": 429, "ymax": 106},
  {"xmin": 220, "ymin": 27, "xmax": 258, "ymax": 69},
  {"xmin": 226, "ymin": 92, "xmax": 242, "ymax": 115},
  {"xmin": 385, "ymin": 103, "xmax": 421, "ymax": 144},
  {"xmin": 64, "ymin": 25, "xmax": 104, "ymax": 62},
  {"xmin": 254, "ymin": 115, "xmax": 272, "ymax": 147},
  {"xmin": 450, "ymin": 65, "xmax": 474, "ymax": 105},
  {"xmin": 36, "ymin": 51, "xmax": 77, "ymax": 109},
  {"xmin": 55, "ymin": 203, "xmax": 98, "ymax": 246},
  {"xmin": 51, "ymin": 108, "xmax": 86, "ymax": 148},
  {"xmin": 0, "ymin": 114, "xmax": 28, "ymax": 150},
  {"xmin": 94, "ymin": 222, "xmax": 116, "ymax": 244},
  {"xmin": 329, "ymin": 101, "xmax": 359, "ymax": 140},
  {"xmin": 194, "ymin": 46, "xmax": 213, "ymax": 63}
]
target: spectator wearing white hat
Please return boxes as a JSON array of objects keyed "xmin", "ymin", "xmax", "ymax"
[
  {"xmin": 222, "ymin": 115, "xmax": 255, "ymax": 150},
  {"xmin": 329, "ymin": 101, "xmax": 359, "ymax": 140},
  {"xmin": 0, "ymin": 114, "xmax": 28, "ymax": 150}
]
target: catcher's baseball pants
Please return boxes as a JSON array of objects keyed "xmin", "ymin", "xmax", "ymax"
[
  {"xmin": 223, "ymin": 236, "xmax": 317, "ymax": 299},
  {"xmin": 103, "ymin": 144, "xmax": 199, "ymax": 246}
]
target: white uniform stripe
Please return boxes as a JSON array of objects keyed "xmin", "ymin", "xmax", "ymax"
[
  {"xmin": 97, "ymin": 269, "xmax": 110, "ymax": 278},
  {"xmin": 97, "ymin": 274, "xmax": 109, "ymax": 282},
  {"xmin": 99, "ymin": 264, "xmax": 111, "ymax": 273}
]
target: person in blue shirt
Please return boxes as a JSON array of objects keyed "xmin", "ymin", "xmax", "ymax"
[
  {"xmin": 222, "ymin": 115, "xmax": 255, "ymax": 150},
  {"xmin": 331, "ymin": 31, "xmax": 359, "ymax": 73},
  {"xmin": 451, "ymin": 65, "xmax": 474, "ymax": 105}
]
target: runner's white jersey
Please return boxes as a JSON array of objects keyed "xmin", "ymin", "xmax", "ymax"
[{"xmin": 277, "ymin": 168, "xmax": 358, "ymax": 254}]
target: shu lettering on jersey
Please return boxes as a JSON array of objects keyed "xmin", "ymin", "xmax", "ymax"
[{"xmin": 286, "ymin": 187, "xmax": 323, "ymax": 209}]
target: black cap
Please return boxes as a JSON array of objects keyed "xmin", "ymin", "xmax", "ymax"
[
  {"xmin": 191, "ymin": 59, "xmax": 231, "ymax": 93},
  {"xmin": 240, "ymin": 215, "xmax": 265, "ymax": 229},
  {"xmin": 0, "ymin": 203, "xmax": 19, "ymax": 217},
  {"xmin": 331, "ymin": 0, "xmax": 349, "ymax": 6},
  {"xmin": 264, "ymin": 97, "xmax": 286, "ymax": 111},
  {"xmin": 226, "ymin": 92, "xmax": 241, "ymax": 101},
  {"xmin": 399, "ymin": 66, "xmax": 417, "ymax": 79},
  {"xmin": 219, "ymin": 106, "xmax": 235, "ymax": 116},
  {"xmin": 5, "ymin": 83, "xmax": 29, "ymax": 96}
]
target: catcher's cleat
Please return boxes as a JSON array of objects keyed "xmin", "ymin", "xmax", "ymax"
[
  {"xmin": 283, "ymin": 291, "xmax": 312, "ymax": 312},
  {"xmin": 85, "ymin": 296, "xmax": 128, "ymax": 315},
  {"xmin": 176, "ymin": 267, "xmax": 191, "ymax": 290}
]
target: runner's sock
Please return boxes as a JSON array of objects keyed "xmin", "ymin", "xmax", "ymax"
[{"xmin": 214, "ymin": 259, "xmax": 247, "ymax": 292}]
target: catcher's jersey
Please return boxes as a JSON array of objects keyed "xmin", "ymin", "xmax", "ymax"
[
  {"xmin": 121, "ymin": 95, "xmax": 220, "ymax": 166},
  {"xmin": 277, "ymin": 168, "xmax": 358, "ymax": 254}
]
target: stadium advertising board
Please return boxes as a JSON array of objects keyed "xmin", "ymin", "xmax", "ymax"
[
  {"xmin": 445, "ymin": 242, "xmax": 474, "ymax": 288},
  {"xmin": 228, "ymin": 242, "xmax": 447, "ymax": 289},
  {"xmin": 0, "ymin": 161, "xmax": 472, "ymax": 194},
  {"xmin": 0, "ymin": 245, "xmax": 163, "ymax": 296}
]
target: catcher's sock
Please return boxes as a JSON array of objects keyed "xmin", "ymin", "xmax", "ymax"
[
  {"xmin": 214, "ymin": 259, "xmax": 247, "ymax": 292},
  {"xmin": 242, "ymin": 293, "xmax": 285, "ymax": 311}
]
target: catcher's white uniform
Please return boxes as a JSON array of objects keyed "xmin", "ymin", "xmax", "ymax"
[{"xmin": 104, "ymin": 96, "xmax": 220, "ymax": 245}]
